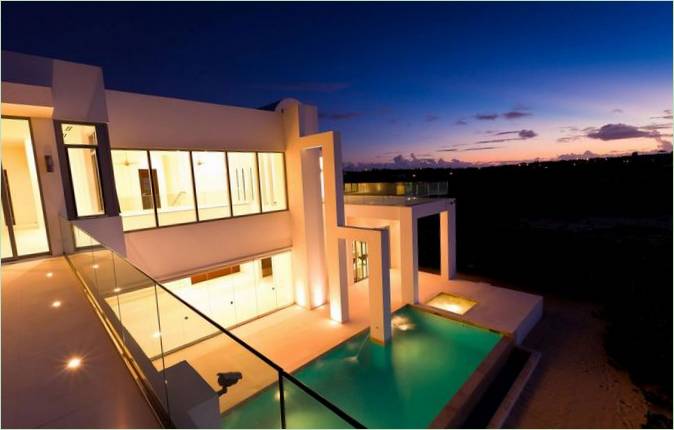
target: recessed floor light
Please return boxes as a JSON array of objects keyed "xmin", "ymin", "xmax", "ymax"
[
  {"xmin": 51, "ymin": 300, "xmax": 62, "ymax": 308},
  {"xmin": 46, "ymin": 272, "xmax": 54, "ymax": 278},
  {"xmin": 66, "ymin": 357, "xmax": 82, "ymax": 370}
]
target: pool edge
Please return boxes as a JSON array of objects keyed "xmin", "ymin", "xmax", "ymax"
[{"xmin": 412, "ymin": 303, "xmax": 516, "ymax": 429}]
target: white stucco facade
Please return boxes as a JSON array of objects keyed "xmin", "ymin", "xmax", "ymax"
[{"xmin": 1, "ymin": 50, "xmax": 457, "ymax": 343}]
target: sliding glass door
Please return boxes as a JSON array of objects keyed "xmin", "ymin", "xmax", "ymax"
[
  {"xmin": 1, "ymin": 118, "xmax": 50, "ymax": 260},
  {"xmin": 162, "ymin": 250, "xmax": 294, "ymax": 329}
]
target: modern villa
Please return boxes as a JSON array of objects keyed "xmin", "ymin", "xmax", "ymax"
[{"xmin": 1, "ymin": 51, "xmax": 543, "ymax": 429}]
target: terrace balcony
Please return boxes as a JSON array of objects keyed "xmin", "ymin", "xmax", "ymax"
[{"xmin": 1, "ymin": 216, "xmax": 542, "ymax": 428}]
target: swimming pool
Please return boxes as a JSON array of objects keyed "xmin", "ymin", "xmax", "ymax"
[{"xmin": 222, "ymin": 305, "xmax": 503, "ymax": 428}]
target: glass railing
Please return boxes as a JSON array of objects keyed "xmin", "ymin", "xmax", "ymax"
[
  {"xmin": 344, "ymin": 181, "xmax": 448, "ymax": 197},
  {"xmin": 59, "ymin": 217, "xmax": 363, "ymax": 429}
]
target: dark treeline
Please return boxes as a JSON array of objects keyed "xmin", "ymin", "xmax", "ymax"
[{"xmin": 345, "ymin": 152, "xmax": 673, "ymax": 417}]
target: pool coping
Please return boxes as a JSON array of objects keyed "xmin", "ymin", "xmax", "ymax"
[{"xmin": 413, "ymin": 304, "xmax": 515, "ymax": 429}]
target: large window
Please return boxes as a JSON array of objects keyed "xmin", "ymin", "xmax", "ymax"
[
  {"xmin": 149, "ymin": 151, "xmax": 197, "ymax": 226},
  {"xmin": 111, "ymin": 150, "xmax": 157, "ymax": 231},
  {"xmin": 258, "ymin": 152, "xmax": 287, "ymax": 212},
  {"xmin": 192, "ymin": 151, "xmax": 231, "ymax": 220},
  {"xmin": 61, "ymin": 124, "xmax": 105, "ymax": 217},
  {"xmin": 227, "ymin": 152, "xmax": 260, "ymax": 216},
  {"xmin": 161, "ymin": 250, "xmax": 294, "ymax": 331},
  {"xmin": 111, "ymin": 149, "xmax": 287, "ymax": 231}
]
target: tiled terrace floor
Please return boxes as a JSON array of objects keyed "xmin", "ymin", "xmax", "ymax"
[{"xmin": 1, "ymin": 257, "xmax": 160, "ymax": 428}]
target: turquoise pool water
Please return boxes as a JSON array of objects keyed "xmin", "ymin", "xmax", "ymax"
[{"xmin": 222, "ymin": 306, "xmax": 502, "ymax": 428}]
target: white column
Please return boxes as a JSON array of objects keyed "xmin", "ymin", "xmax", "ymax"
[
  {"xmin": 440, "ymin": 201, "xmax": 457, "ymax": 279},
  {"xmin": 369, "ymin": 228, "xmax": 391, "ymax": 344},
  {"xmin": 300, "ymin": 147, "xmax": 328, "ymax": 308},
  {"xmin": 321, "ymin": 133, "xmax": 349, "ymax": 323},
  {"xmin": 400, "ymin": 208, "xmax": 419, "ymax": 304}
]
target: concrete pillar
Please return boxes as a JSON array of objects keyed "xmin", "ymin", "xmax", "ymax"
[
  {"xmin": 440, "ymin": 201, "xmax": 457, "ymax": 279},
  {"xmin": 369, "ymin": 228, "xmax": 391, "ymax": 344},
  {"xmin": 400, "ymin": 208, "xmax": 419, "ymax": 304},
  {"xmin": 320, "ymin": 133, "xmax": 348, "ymax": 323},
  {"xmin": 299, "ymin": 147, "xmax": 328, "ymax": 308}
]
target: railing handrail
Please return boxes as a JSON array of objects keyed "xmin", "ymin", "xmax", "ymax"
[{"xmin": 63, "ymin": 216, "xmax": 365, "ymax": 428}]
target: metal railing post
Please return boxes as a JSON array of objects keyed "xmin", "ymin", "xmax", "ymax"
[{"xmin": 278, "ymin": 371, "xmax": 287, "ymax": 429}]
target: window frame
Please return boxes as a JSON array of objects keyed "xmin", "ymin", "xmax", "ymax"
[
  {"xmin": 226, "ymin": 150, "xmax": 262, "ymax": 217},
  {"xmin": 55, "ymin": 120, "xmax": 118, "ymax": 220},
  {"xmin": 191, "ymin": 150, "xmax": 232, "ymax": 222},
  {"xmin": 110, "ymin": 147, "xmax": 289, "ymax": 232},
  {"xmin": 257, "ymin": 151, "xmax": 290, "ymax": 213},
  {"xmin": 148, "ymin": 149, "xmax": 198, "ymax": 227}
]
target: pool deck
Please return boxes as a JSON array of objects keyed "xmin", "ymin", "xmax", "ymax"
[
  {"xmin": 230, "ymin": 269, "xmax": 542, "ymax": 372},
  {"xmin": 159, "ymin": 268, "xmax": 543, "ymax": 415}
]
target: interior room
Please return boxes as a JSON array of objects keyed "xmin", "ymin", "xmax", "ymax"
[
  {"xmin": 103, "ymin": 250, "xmax": 294, "ymax": 358},
  {"xmin": 1, "ymin": 117, "xmax": 49, "ymax": 258}
]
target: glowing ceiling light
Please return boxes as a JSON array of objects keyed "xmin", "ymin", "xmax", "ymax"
[
  {"xmin": 92, "ymin": 264, "xmax": 100, "ymax": 269},
  {"xmin": 51, "ymin": 300, "xmax": 62, "ymax": 308},
  {"xmin": 66, "ymin": 357, "xmax": 82, "ymax": 370},
  {"xmin": 113, "ymin": 287, "xmax": 121, "ymax": 293},
  {"xmin": 46, "ymin": 272, "xmax": 54, "ymax": 278}
]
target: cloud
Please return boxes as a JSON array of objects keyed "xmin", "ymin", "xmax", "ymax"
[
  {"xmin": 454, "ymin": 119, "xmax": 468, "ymax": 125},
  {"xmin": 472, "ymin": 107, "xmax": 533, "ymax": 121},
  {"xmin": 650, "ymin": 109, "xmax": 673, "ymax": 120},
  {"xmin": 463, "ymin": 146, "xmax": 501, "ymax": 151},
  {"xmin": 611, "ymin": 108, "xmax": 623, "ymax": 114},
  {"xmin": 657, "ymin": 140, "xmax": 673, "ymax": 152},
  {"xmin": 439, "ymin": 146, "xmax": 501, "ymax": 152},
  {"xmin": 476, "ymin": 129, "xmax": 537, "ymax": 144},
  {"xmin": 502, "ymin": 110, "xmax": 532, "ymax": 120},
  {"xmin": 518, "ymin": 129, "xmax": 537, "ymax": 138},
  {"xmin": 425, "ymin": 114, "xmax": 440, "ymax": 122},
  {"xmin": 641, "ymin": 123, "xmax": 673, "ymax": 131},
  {"xmin": 556, "ymin": 150, "xmax": 599, "ymax": 161},
  {"xmin": 343, "ymin": 153, "xmax": 477, "ymax": 171},
  {"xmin": 319, "ymin": 111, "xmax": 361, "ymax": 120},
  {"xmin": 251, "ymin": 82, "xmax": 350, "ymax": 93},
  {"xmin": 474, "ymin": 113, "xmax": 499, "ymax": 120},
  {"xmin": 587, "ymin": 123, "xmax": 658, "ymax": 141},
  {"xmin": 557, "ymin": 135, "xmax": 583, "ymax": 143}
]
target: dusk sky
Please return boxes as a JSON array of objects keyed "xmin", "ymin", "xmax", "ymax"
[{"xmin": 3, "ymin": 2, "xmax": 672, "ymax": 167}]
